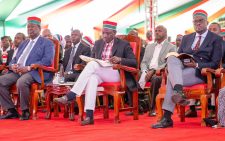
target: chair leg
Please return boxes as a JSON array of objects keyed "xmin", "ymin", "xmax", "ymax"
[
  {"xmin": 69, "ymin": 102, "xmax": 75, "ymax": 121},
  {"xmin": 103, "ymin": 95, "xmax": 109, "ymax": 119},
  {"xmin": 114, "ymin": 92, "xmax": 120, "ymax": 123},
  {"xmin": 200, "ymin": 95, "xmax": 208, "ymax": 126},
  {"xmin": 76, "ymin": 96, "xmax": 84, "ymax": 123},
  {"xmin": 45, "ymin": 92, "xmax": 52, "ymax": 119},
  {"xmin": 53, "ymin": 95, "xmax": 59, "ymax": 117},
  {"xmin": 32, "ymin": 90, "xmax": 41, "ymax": 120},
  {"xmin": 132, "ymin": 90, "xmax": 138, "ymax": 120},
  {"xmin": 156, "ymin": 94, "xmax": 164, "ymax": 121},
  {"xmin": 180, "ymin": 106, "xmax": 185, "ymax": 122}
]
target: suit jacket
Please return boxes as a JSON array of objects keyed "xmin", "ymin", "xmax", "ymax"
[
  {"xmin": 141, "ymin": 40, "xmax": 176, "ymax": 71},
  {"xmin": 10, "ymin": 36, "xmax": 55, "ymax": 83},
  {"xmin": 221, "ymin": 41, "xmax": 225, "ymax": 68},
  {"xmin": 178, "ymin": 30, "xmax": 222, "ymax": 81},
  {"xmin": 6, "ymin": 49, "xmax": 14, "ymax": 66},
  {"xmin": 92, "ymin": 37, "xmax": 137, "ymax": 91},
  {"xmin": 63, "ymin": 43, "xmax": 91, "ymax": 72}
]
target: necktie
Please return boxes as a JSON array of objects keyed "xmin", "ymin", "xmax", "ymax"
[
  {"xmin": 193, "ymin": 36, "xmax": 201, "ymax": 51},
  {"xmin": 65, "ymin": 47, "xmax": 76, "ymax": 72},
  {"xmin": 17, "ymin": 40, "xmax": 34, "ymax": 66}
]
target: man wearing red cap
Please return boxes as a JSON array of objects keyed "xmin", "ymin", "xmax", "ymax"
[
  {"xmin": 54, "ymin": 20, "xmax": 137, "ymax": 125},
  {"xmin": 152, "ymin": 10, "xmax": 222, "ymax": 128},
  {"xmin": 0, "ymin": 16, "xmax": 55, "ymax": 120}
]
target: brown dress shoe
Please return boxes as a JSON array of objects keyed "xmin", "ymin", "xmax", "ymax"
[
  {"xmin": 53, "ymin": 96, "xmax": 69, "ymax": 105},
  {"xmin": 185, "ymin": 109, "xmax": 197, "ymax": 117},
  {"xmin": 81, "ymin": 117, "xmax": 94, "ymax": 126}
]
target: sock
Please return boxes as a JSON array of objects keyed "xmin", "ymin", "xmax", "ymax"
[
  {"xmin": 190, "ymin": 105, "xmax": 196, "ymax": 111},
  {"xmin": 66, "ymin": 91, "xmax": 77, "ymax": 101},
  {"xmin": 86, "ymin": 109, "xmax": 94, "ymax": 120},
  {"xmin": 174, "ymin": 84, "xmax": 183, "ymax": 92},
  {"xmin": 163, "ymin": 110, "xmax": 172, "ymax": 119},
  {"xmin": 8, "ymin": 108, "xmax": 17, "ymax": 114}
]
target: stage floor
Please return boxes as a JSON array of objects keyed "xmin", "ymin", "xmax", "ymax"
[{"xmin": 0, "ymin": 109, "xmax": 224, "ymax": 141}]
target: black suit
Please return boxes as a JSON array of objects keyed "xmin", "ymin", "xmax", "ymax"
[
  {"xmin": 63, "ymin": 43, "xmax": 91, "ymax": 82},
  {"xmin": 221, "ymin": 41, "xmax": 225, "ymax": 68},
  {"xmin": 92, "ymin": 37, "xmax": 137, "ymax": 91}
]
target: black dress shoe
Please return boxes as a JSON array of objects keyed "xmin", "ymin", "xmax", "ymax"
[
  {"xmin": 81, "ymin": 117, "xmax": 94, "ymax": 126},
  {"xmin": 151, "ymin": 117, "xmax": 173, "ymax": 129},
  {"xmin": 0, "ymin": 111, "xmax": 20, "ymax": 119},
  {"xmin": 185, "ymin": 110, "xmax": 197, "ymax": 117},
  {"xmin": 172, "ymin": 90, "xmax": 190, "ymax": 106},
  {"xmin": 20, "ymin": 111, "xmax": 30, "ymax": 120},
  {"xmin": 203, "ymin": 118, "xmax": 218, "ymax": 127}
]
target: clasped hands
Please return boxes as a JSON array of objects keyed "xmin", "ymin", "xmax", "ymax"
[
  {"xmin": 11, "ymin": 64, "xmax": 30, "ymax": 74},
  {"xmin": 109, "ymin": 56, "xmax": 122, "ymax": 64}
]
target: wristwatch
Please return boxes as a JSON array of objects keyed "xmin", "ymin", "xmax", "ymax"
[{"xmin": 27, "ymin": 66, "xmax": 31, "ymax": 71}]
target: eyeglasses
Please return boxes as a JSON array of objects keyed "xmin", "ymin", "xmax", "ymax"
[{"xmin": 193, "ymin": 19, "xmax": 206, "ymax": 24}]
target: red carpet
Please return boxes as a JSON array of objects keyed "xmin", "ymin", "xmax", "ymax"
[{"xmin": 0, "ymin": 110, "xmax": 224, "ymax": 141}]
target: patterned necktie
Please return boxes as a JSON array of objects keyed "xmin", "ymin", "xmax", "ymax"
[
  {"xmin": 17, "ymin": 40, "xmax": 34, "ymax": 66},
  {"xmin": 193, "ymin": 36, "xmax": 201, "ymax": 51},
  {"xmin": 65, "ymin": 47, "xmax": 76, "ymax": 72}
]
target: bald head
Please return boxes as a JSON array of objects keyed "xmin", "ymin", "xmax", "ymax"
[
  {"xmin": 154, "ymin": 25, "xmax": 167, "ymax": 43},
  {"xmin": 42, "ymin": 29, "xmax": 52, "ymax": 38}
]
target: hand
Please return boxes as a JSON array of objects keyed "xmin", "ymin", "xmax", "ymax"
[
  {"xmin": 109, "ymin": 56, "xmax": 122, "ymax": 64},
  {"xmin": 17, "ymin": 66, "xmax": 29, "ymax": 74},
  {"xmin": 145, "ymin": 70, "xmax": 155, "ymax": 82},
  {"xmin": 11, "ymin": 64, "xmax": 19, "ymax": 73},
  {"xmin": 183, "ymin": 59, "xmax": 197, "ymax": 68}
]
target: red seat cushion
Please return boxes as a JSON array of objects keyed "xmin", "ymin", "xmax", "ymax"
[
  {"xmin": 183, "ymin": 83, "xmax": 207, "ymax": 90},
  {"xmin": 99, "ymin": 82, "xmax": 121, "ymax": 87},
  {"xmin": 145, "ymin": 82, "xmax": 151, "ymax": 87}
]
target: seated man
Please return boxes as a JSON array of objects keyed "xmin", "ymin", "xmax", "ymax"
[
  {"xmin": 139, "ymin": 25, "xmax": 176, "ymax": 116},
  {"xmin": 54, "ymin": 20, "xmax": 137, "ymax": 125},
  {"xmin": 0, "ymin": 16, "xmax": 55, "ymax": 120},
  {"xmin": 151, "ymin": 10, "xmax": 222, "ymax": 128},
  {"xmin": 63, "ymin": 29, "xmax": 91, "ymax": 82}
]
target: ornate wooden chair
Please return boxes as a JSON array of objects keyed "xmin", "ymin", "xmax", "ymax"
[
  {"xmin": 156, "ymin": 68, "xmax": 215, "ymax": 126},
  {"xmin": 9, "ymin": 38, "xmax": 60, "ymax": 119},
  {"xmin": 76, "ymin": 35, "xmax": 141, "ymax": 123}
]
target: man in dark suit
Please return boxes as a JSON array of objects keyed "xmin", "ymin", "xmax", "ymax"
[
  {"xmin": 152, "ymin": 10, "xmax": 222, "ymax": 128},
  {"xmin": 0, "ymin": 16, "xmax": 55, "ymax": 120},
  {"xmin": 54, "ymin": 20, "xmax": 137, "ymax": 125},
  {"xmin": 63, "ymin": 29, "xmax": 91, "ymax": 82}
]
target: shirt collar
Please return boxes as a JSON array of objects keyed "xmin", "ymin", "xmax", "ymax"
[
  {"xmin": 30, "ymin": 35, "xmax": 40, "ymax": 43},
  {"xmin": 196, "ymin": 30, "xmax": 208, "ymax": 38},
  {"xmin": 155, "ymin": 39, "xmax": 166, "ymax": 46},
  {"xmin": 105, "ymin": 39, "xmax": 114, "ymax": 46},
  {"xmin": 73, "ymin": 41, "xmax": 81, "ymax": 48}
]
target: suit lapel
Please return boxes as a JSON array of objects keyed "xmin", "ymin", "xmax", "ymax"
[
  {"xmin": 187, "ymin": 33, "xmax": 196, "ymax": 52},
  {"xmin": 97, "ymin": 40, "xmax": 105, "ymax": 59},
  {"xmin": 199, "ymin": 31, "xmax": 211, "ymax": 50},
  {"xmin": 159, "ymin": 41, "xmax": 168, "ymax": 57},
  {"xmin": 73, "ymin": 44, "xmax": 82, "ymax": 64},
  {"xmin": 111, "ymin": 38, "xmax": 119, "ymax": 56}
]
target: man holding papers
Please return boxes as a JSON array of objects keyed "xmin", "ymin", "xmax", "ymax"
[
  {"xmin": 54, "ymin": 20, "xmax": 137, "ymax": 125},
  {"xmin": 152, "ymin": 10, "xmax": 222, "ymax": 128}
]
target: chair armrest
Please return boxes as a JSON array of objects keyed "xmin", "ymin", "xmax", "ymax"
[
  {"xmin": 215, "ymin": 68, "xmax": 225, "ymax": 77},
  {"xmin": 201, "ymin": 68, "xmax": 215, "ymax": 94},
  {"xmin": 201, "ymin": 68, "xmax": 216, "ymax": 76},
  {"xmin": 156, "ymin": 68, "xmax": 165, "ymax": 76},
  {"xmin": 31, "ymin": 64, "xmax": 57, "ymax": 89},
  {"xmin": 74, "ymin": 64, "xmax": 86, "ymax": 71},
  {"xmin": 112, "ymin": 64, "xmax": 139, "ymax": 74}
]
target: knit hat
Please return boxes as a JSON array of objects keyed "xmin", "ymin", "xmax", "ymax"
[
  {"xmin": 27, "ymin": 16, "xmax": 41, "ymax": 25},
  {"xmin": 221, "ymin": 29, "xmax": 225, "ymax": 36},
  {"xmin": 82, "ymin": 36, "xmax": 94, "ymax": 47},
  {"xmin": 193, "ymin": 10, "xmax": 208, "ymax": 18},
  {"xmin": 103, "ymin": 21, "xmax": 117, "ymax": 30}
]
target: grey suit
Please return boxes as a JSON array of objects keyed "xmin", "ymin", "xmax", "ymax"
[
  {"xmin": 162, "ymin": 31, "xmax": 222, "ymax": 113},
  {"xmin": 140, "ymin": 40, "xmax": 176, "ymax": 110}
]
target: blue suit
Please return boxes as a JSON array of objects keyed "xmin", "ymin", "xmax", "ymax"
[
  {"xmin": 178, "ymin": 31, "xmax": 222, "ymax": 81},
  {"xmin": 0, "ymin": 36, "xmax": 55, "ymax": 111},
  {"xmin": 10, "ymin": 36, "xmax": 55, "ymax": 83}
]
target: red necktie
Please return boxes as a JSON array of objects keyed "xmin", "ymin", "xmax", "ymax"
[{"xmin": 193, "ymin": 36, "xmax": 201, "ymax": 51}]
